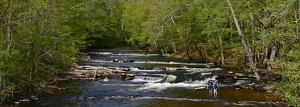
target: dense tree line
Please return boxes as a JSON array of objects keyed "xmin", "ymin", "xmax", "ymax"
[
  {"xmin": 0, "ymin": 0, "xmax": 123, "ymax": 104},
  {"xmin": 121, "ymin": 0, "xmax": 300, "ymax": 106},
  {"xmin": 0, "ymin": 0, "xmax": 299, "ymax": 106}
]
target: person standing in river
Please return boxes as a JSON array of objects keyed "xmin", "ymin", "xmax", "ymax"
[
  {"xmin": 207, "ymin": 80, "xmax": 213, "ymax": 93},
  {"xmin": 213, "ymin": 81, "xmax": 218, "ymax": 95}
]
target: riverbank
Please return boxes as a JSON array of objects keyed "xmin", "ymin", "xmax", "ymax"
[
  {"xmin": 10, "ymin": 47, "xmax": 287, "ymax": 107},
  {"xmin": 160, "ymin": 48, "xmax": 288, "ymax": 104}
]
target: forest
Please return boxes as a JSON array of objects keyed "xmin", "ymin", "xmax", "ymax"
[{"xmin": 0, "ymin": 0, "xmax": 300, "ymax": 106}]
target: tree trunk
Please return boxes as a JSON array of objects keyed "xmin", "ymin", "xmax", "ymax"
[
  {"xmin": 218, "ymin": 34, "xmax": 224, "ymax": 66},
  {"xmin": 194, "ymin": 43, "xmax": 206, "ymax": 62},
  {"xmin": 168, "ymin": 26, "xmax": 177, "ymax": 53},
  {"xmin": 7, "ymin": 0, "xmax": 12, "ymax": 54},
  {"xmin": 264, "ymin": 41, "xmax": 268, "ymax": 65},
  {"xmin": 186, "ymin": 45, "xmax": 192, "ymax": 60},
  {"xmin": 171, "ymin": 18, "xmax": 191, "ymax": 59},
  {"xmin": 163, "ymin": 44, "xmax": 168, "ymax": 55},
  {"xmin": 266, "ymin": 45, "xmax": 276, "ymax": 80},
  {"xmin": 248, "ymin": 4, "xmax": 257, "ymax": 67},
  {"xmin": 226, "ymin": 0, "xmax": 261, "ymax": 81}
]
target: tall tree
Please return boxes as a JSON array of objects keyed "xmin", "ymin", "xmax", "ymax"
[{"xmin": 226, "ymin": 0, "xmax": 261, "ymax": 81}]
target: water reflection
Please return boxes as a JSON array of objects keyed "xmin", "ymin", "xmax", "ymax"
[
  {"xmin": 214, "ymin": 94, "xmax": 218, "ymax": 99},
  {"xmin": 209, "ymin": 93, "xmax": 213, "ymax": 99}
]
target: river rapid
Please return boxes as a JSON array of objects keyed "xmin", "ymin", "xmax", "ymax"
[{"xmin": 19, "ymin": 47, "xmax": 283, "ymax": 107}]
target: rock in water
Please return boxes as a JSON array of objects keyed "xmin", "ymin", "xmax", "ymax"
[
  {"xmin": 262, "ymin": 85, "xmax": 273, "ymax": 91},
  {"xmin": 31, "ymin": 96, "xmax": 39, "ymax": 101},
  {"xmin": 113, "ymin": 59, "xmax": 119, "ymax": 62},
  {"xmin": 122, "ymin": 59, "xmax": 128, "ymax": 62}
]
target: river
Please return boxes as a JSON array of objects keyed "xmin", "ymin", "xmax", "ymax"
[{"xmin": 18, "ymin": 47, "xmax": 283, "ymax": 107}]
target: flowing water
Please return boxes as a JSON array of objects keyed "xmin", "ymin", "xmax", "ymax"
[{"xmin": 19, "ymin": 47, "xmax": 283, "ymax": 107}]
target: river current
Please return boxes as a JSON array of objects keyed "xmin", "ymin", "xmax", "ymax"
[{"xmin": 19, "ymin": 47, "xmax": 283, "ymax": 107}]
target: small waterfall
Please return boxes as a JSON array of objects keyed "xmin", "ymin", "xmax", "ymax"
[
  {"xmin": 161, "ymin": 75, "xmax": 177, "ymax": 82},
  {"xmin": 137, "ymin": 75, "xmax": 218, "ymax": 91},
  {"xmin": 132, "ymin": 74, "xmax": 177, "ymax": 83}
]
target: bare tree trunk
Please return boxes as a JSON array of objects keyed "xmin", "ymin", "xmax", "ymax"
[
  {"xmin": 266, "ymin": 45, "xmax": 276, "ymax": 80},
  {"xmin": 230, "ymin": 19, "xmax": 233, "ymax": 44},
  {"xmin": 186, "ymin": 47, "xmax": 192, "ymax": 60},
  {"xmin": 7, "ymin": 0, "xmax": 12, "ymax": 54},
  {"xmin": 248, "ymin": 4, "xmax": 257, "ymax": 67},
  {"xmin": 171, "ymin": 34, "xmax": 177, "ymax": 53},
  {"xmin": 226, "ymin": 0, "xmax": 261, "ymax": 81},
  {"xmin": 263, "ymin": 41, "xmax": 268, "ymax": 65},
  {"xmin": 218, "ymin": 19, "xmax": 224, "ymax": 66},
  {"xmin": 171, "ymin": 18, "xmax": 191, "ymax": 59},
  {"xmin": 219, "ymin": 34, "xmax": 224, "ymax": 66},
  {"xmin": 163, "ymin": 44, "xmax": 168, "ymax": 55},
  {"xmin": 110, "ymin": 0, "xmax": 114, "ymax": 16}
]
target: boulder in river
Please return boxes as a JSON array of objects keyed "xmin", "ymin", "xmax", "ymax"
[
  {"xmin": 122, "ymin": 59, "xmax": 128, "ymax": 62},
  {"xmin": 113, "ymin": 59, "xmax": 119, "ymax": 62}
]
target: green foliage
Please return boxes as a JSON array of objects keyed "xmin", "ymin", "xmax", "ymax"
[
  {"xmin": 278, "ymin": 62, "xmax": 300, "ymax": 107},
  {"xmin": 1, "ymin": 0, "xmax": 300, "ymax": 105},
  {"xmin": 0, "ymin": 0, "xmax": 126, "ymax": 104}
]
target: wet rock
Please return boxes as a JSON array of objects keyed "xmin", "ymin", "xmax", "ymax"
[
  {"xmin": 129, "ymin": 60, "xmax": 134, "ymax": 62},
  {"xmin": 262, "ymin": 85, "xmax": 273, "ymax": 91},
  {"xmin": 69, "ymin": 62, "xmax": 78, "ymax": 71},
  {"xmin": 14, "ymin": 101, "xmax": 21, "ymax": 105},
  {"xmin": 102, "ymin": 71, "xmax": 113, "ymax": 76},
  {"xmin": 87, "ymin": 52, "xmax": 113, "ymax": 56},
  {"xmin": 125, "ymin": 74, "xmax": 135, "ymax": 81},
  {"xmin": 247, "ymin": 74, "xmax": 256, "ymax": 78},
  {"xmin": 79, "ymin": 53, "xmax": 91, "ymax": 61},
  {"xmin": 19, "ymin": 98, "xmax": 30, "ymax": 102},
  {"xmin": 122, "ymin": 59, "xmax": 128, "ymax": 62},
  {"xmin": 235, "ymin": 73, "xmax": 245, "ymax": 76},
  {"xmin": 233, "ymin": 76, "xmax": 238, "ymax": 79},
  {"xmin": 113, "ymin": 59, "xmax": 119, "ymax": 62},
  {"xmin": 31, "ymin": 96, "xmax": 38, "ymax": 101},
  {"xmin": 239, "ymin": 83, "xmax": 249, "ymax": 89},
  {"xmin": 120, "ymin": 68, "xmax": 130, "ymax": 71},
  {"xmin": 112, "ymin": 70, "xmax": 126, "ymax": 73}
]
